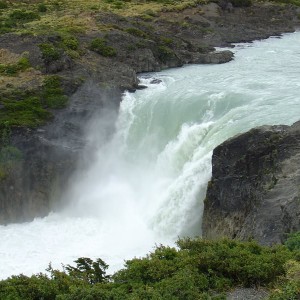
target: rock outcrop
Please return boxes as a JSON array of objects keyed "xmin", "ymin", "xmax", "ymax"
[
  {"xmin": 0, "ymin": 84, "xmax": 121, "ymax": 224},
  {"xmin": 194, "ymin": 50, "xmax": 234, "ymax": 64},
  {"xmin": 202, "ymin": 121, "xmax": 300, "ymax": 245}
]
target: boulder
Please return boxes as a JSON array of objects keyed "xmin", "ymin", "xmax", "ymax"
[
  {"xmin": 202, "ymin": 121, "xmax": 300, "ymax": 245},
  {"xmin": 194, "ymin": 50, "xmax": 234, "ymax": 64}
]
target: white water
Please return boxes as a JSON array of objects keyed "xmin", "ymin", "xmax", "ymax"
[{"xmin": 1, "ymin": 32, "xmax": 300, "ymax": 279}]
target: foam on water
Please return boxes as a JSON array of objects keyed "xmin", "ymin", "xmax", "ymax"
[{"xmin": 1, "ymin": 32, "xmax": 300, "ymax": 279}]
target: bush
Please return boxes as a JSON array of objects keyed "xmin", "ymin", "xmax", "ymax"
[
  {"xmin": 269, "ymin": 260, "xmax": 300, "ymax": 299},
  {"xmin": 1, "ymin": 95, "xmax": 51, "ymax": 127},
  {"xmin": 0, "ymin": 75, "xmax": 67, "ymax": 130},
  {"xmin": 39, "ymin": 43, "xmax": 61, "ymax": 63},
  {"xmin": 0, "ymin": 274, "xmax": 61, "ymax": 300},
  {"xmin": 9, "ymin": 10, "xmax": 40, "ymax": 23},
  {"xmin": 89, "ymin": 38, "xmax": 116, "ymax": 57},
  {"xmin": 230, "ymin": 0, "xmax": 252, "ymax": 7},
  {"xmin": 38, "ymin": 3, "xmax": 47, "ymax": 12},
  {"xmin": 140, "ymin": 14, "xmax": 154, "ymax": 21},
  {"xmin": 285, "ymin": 232, "xmax": 300, "ymax": 251},
  {"xmin": 177, "ymin": 238, "xmax": 293, "ymax": 286},
  {"xmin": 157, "ymin": 45, "xmax": 175, "ymax": 63},
  {"xmin": 0, "ymin": 1, "xmax": 7, "ymax": 9},
  {"xmin": 62, "ymin": 36, "xmax": 79, "ymax": 50},
  {"xmin": 0, "ymin": 238, "xmax": 298, "ymax": 299},
  {"xmin": 65, "ymin": 257, "xmax": 110, "ymax": 284},
  {"xmin": 42, "ymin": 76, "xmax": 68, "ymax": 108},
  {"xmin": 112, "ymin": 0, "xmax": 124, "ymax": 9},
  {"xmin": 125, "ymin": 27, "xmax": 148, "ymax": 38},
  {"xmin": 0, "ymin": 57, "xmax": 31, "ymax": 76},
  {"xmin": 160, "ymin": 36, "xmax": 173, "ymax": 46}
]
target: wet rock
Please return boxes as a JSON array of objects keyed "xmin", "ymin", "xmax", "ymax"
[
  {"xmin": 150, "ymin": 79, "xmax": 162, "ymax": 84},
  {"xmin": 195, "ymin": 50, "xmax": 234, "ymax": 64},
  {"xmin": 203, "ymin": 121, "xmax": 300, "ymax": 245},
  {"xmin": 0, "ymin": 85, "xmax": 121, "ymax": 224},
  {"xmin": 136, "ymin": 85, "xmax": 147, "ymax": 90}
]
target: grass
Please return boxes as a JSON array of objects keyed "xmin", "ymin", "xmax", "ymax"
[
  {"xmin": 0, "ymin": 75, "xmax": 67, "ymax": 129},
  {"xmin": 0, "ymin": 0, "xmax": 209, "ymax": 36},
  {"xmin": 0, "ymin": 0, "xmax": 298, "ymax": 36},
  {"xmin": 125, "ymin": 27, "xmax": 148, "ymax": 38},
  {"xmin": 0, "ymin": 57, "xmax": 31, "ymax": 76}
]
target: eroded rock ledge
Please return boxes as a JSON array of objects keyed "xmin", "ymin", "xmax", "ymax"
[{"xmin": 202, "ymin": 121, "xmax": 300, "ymax": 245}]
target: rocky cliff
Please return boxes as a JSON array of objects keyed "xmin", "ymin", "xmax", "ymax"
[{"xmin": 203, "ymin": 121, "xmax": 300, "ymax": 245}]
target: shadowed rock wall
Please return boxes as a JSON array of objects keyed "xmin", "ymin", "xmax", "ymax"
[{"xmin": 203, "ymin": 121, "xmax": 300, "ymax": 245}]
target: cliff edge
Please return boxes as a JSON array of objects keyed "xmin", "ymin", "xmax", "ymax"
[{"xmin": 203, "ymin": 121, "xmax": 300, "ymax": 245}]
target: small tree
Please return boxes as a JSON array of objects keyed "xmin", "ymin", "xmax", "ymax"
[
  {"xmin": 285, "ymin": 232, "xmax": 300, "ymax": 251},
  {"xmin": 65, "ymin": 257, "xmax": 110, "ymax": 284}
]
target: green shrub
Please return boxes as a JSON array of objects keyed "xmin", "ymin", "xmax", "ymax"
[
  {"xmin": 143, "ymin": 9, "xmax": 158, "ymax": 17},
  {"xmin": 0, "ymin": 1, "xmax": 7, "ymax": 9},
  {"xmin": 39, "ymin": 43, "xmax": 61, "ymax": 63},
  {"xmin": 285, "ymin": 232, "xmax": 300, "ymax": 251},
  {"xmin": 269, "ymin": 260, "xmax": 300, "ymax": 299},
  {"xmin": 0, "ymin": 75, "xmax": 67, "ymax": 129},
  {"xmin": 230, "ymin": 0, "xmax": 252, "ymax": 7},
  {"xmin": 65, "ymin": 257, "xmax": 110, "ymax": 284},
  {"xmin": 157, "ymin": 45, "xmax": 175, "ymax": 63},
  {"xmin": 145, "ymin": 0, "xmax": 176, "ymax": 3},
  {"xmin": 42, "ymin": 76, "xmax": 68, "ymax": 108},
  {"xmin": 140, "ymin": 14, "xmax": 154, "ymax": 21},
  {"xmin": 126, "ymin": 44, "xmax": 136, "ymax": 51},
  {"xmin": 17, "ymin": 57, "xmax": 31, "ymax": 70},
  {"xmin": 89, "ymin": 38, "xmax": 116, "ymax": 57},
  {"xmin": 0, "ymin": 26, "xmax": 11, "ymax": 34},
  {"xmin": 112, "ymin": 0, "xmax": 124, "ymax": 9},
  {"xmin": 0, "ymin": 18, "xmax": 17, "ymax": 33},
  {"xmin": 0, "ymin": 63, "xmax": 19, "ymax": 76},
  {"xmin": 0, "ymin": 238, "xmax": 298, "ymax": 299},
  {"xmin": 62, "ymin": 36, "xmax": 79, "ymax": 50},
  {"xmin": 0, "ymin": 57, "xmax": 31, "ymax": 76},
  {"xmin": 160, "ymin": 36, "xmax": 173, "ymax": 46},
  {"xmin": 177, "ymin": 238, "xmax": 293, "ymax": 286},
  {"xmin": 125, "ymin": 27, "xmax": 148, "ymax": 38},
  {"xmin": 0, "ymin": 274, "xmax": 61, "ymax": 300},
  {"xmin": 38, "ymin": 3, "xmax": 47, "ymax": 12},
  {"xmin": 0, "ymin": 95, "xmax": 51, "ymax": 127},
  {"xmin": 9, "ymin": 10, "xmax": 40, "ymax": 23}
]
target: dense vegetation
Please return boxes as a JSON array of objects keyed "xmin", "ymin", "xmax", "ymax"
[{"xmin": 0, "ymin": 235, "xmax": 299, "ymax": 300}]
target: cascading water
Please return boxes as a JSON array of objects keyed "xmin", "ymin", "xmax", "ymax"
[{"xmin": 1, "ymin": 32, "xmax": 300, "ymax": 279}]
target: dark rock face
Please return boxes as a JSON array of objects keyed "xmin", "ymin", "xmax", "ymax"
[
  {"xmin": 202, "ymin": 122, "xmax": 300, "ymax": 245},
  {"xmin": 194, "ymin": 50, "xmax": 234, "ymax": 64},
  {"xmin": 0, "ymin": 84, "xmax": 120, "ymax": 224}
]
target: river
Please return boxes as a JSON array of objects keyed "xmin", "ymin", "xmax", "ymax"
[{"xmin": 0, "ymin": 32, "xmax": 299, "ymax": 279}]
